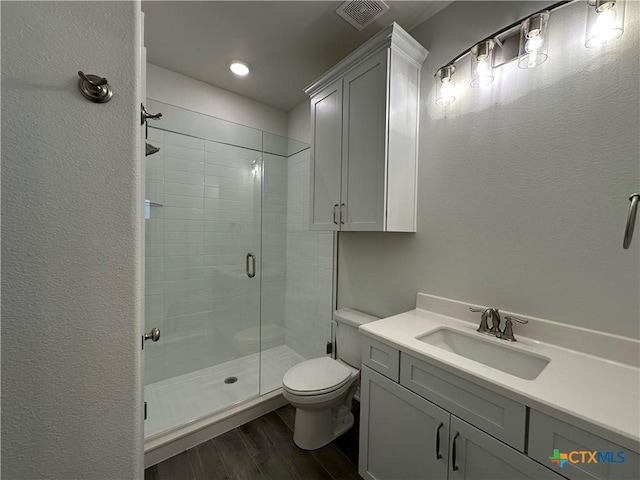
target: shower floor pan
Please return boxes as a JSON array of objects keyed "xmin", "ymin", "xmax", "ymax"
[{"xmin": 144, "ymin": 344, "xmax": 304, "ymax": 439}]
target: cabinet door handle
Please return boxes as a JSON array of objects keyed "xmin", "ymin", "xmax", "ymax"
[
  {"xmin": 340, "ymin": 203, "xmax": 345, "ymax": 224},
  {"xmin": 435, "ymin": 422, "xmax": 444, "ymax": 460},
  {"xmin": 333, "ymin": 204, "xmax": 339, "ymax": 225},
  {"xmin": 452, "ymin": 432, "xmax": 459, "ymax": 471}
]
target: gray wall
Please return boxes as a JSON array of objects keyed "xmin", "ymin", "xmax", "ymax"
[
  {"xmin": 1, "ymin": 1, "xmax": 142, "ymax": 478},
  {"xmin": 147, "ymin": 63, "xmax": 289, "ymax": 137},
  {"xmin": 338, "ymin": 1, "xmax": 640, "ymax": 339}
]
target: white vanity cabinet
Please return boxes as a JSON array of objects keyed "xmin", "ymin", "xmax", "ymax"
[
  {"xmin": 305, "ymin": 23, "xmax": 427, "ymax": 232},
  {"xmin": 360, "ymin": 366, "xmax": 450, "ymax": 480},
  {"xmin": 528, "ymin": 410, "xmax": 640, "ymax": 480},
  {"xmin": 449, "ymin": 417, "xmax": 566, "ymax": 480},
  {"xmin": 360, "ymin": 366, "xmax": 566, "ymax": 480}
]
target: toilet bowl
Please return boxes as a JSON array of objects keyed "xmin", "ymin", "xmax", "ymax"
[{"xmin": 281, "ymin": 308, "xmax": 379, "ymax": 450}]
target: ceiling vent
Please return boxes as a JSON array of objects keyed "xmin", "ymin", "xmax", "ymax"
[{"xmin": 335, "ymin": 1, "xmax": 390, "ymax": 31}]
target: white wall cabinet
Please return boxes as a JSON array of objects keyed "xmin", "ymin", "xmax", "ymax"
[{"xmin": 305, "ymin": 23, "xmax": 428, "ymax": 232}]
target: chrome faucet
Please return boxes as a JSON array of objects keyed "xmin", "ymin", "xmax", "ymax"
[
  {"xmin": 469, "ymin": 307, "xmax": 502, "ymax": 337},
  {"xmin": 470, "ymin": 307, "xmax": 529, "ymax": 341},
  {"xmin": 501, "ymin": 315, "xmax": 529, "ymax": 342}
]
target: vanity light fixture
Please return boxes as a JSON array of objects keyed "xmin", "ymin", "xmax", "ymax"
[
  {"xmin": 518, "ymin": 11, "xmax": 550, "ymax": 69},
  {"xmin": 229, "ymin": 60, "xmax": 250, "ymax": 76},
  {"xmin": 470, "ymin": 40, "xmax": 495, "ymax": 87},
  {"xmin": 433, "ymin": 0, "xmax": 628, "ymax": 106},
  {"xmin": 585, "ymin": 0, "xmax": 626, "ymax": 48},
  {"xmin": 435, "ymin": 65, "xmax": 457, "ymax": 105}
]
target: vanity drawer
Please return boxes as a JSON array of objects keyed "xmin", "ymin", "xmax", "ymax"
[
  {"xmin": 361, "ymin": 337, "xmax": 400, "ymax": 381},
  {"xmin": 528, "ymin": 410, "xmax": 640, "ymax": 480},
  {"xmin": 400, "ymin": 352, "xmax": 526, "ymax": 451}
]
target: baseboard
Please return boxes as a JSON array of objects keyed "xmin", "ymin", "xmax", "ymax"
[{"xmin": 144, "ymin": 389, "xmax": 288, "ymax": 468}]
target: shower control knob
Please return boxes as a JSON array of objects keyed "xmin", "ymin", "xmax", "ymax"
[{"xmin": 144, "ymin": 328, "xmax": 161, "ymax": 342}]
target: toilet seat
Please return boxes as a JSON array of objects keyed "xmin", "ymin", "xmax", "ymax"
[{"xmin": 283, "ymin": 357, "xmax": 353, "ymax": 396}]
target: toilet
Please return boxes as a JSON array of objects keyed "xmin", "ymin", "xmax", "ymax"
[{"xmin": 282, "ymin": 308, "xmax": 379, "ymax": 450}]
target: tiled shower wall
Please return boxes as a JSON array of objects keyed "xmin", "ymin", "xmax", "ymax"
[
  {"xmin": 284, "ymin": 149, "xmax": 334, "ymax": 360},
  {"xmin": 145, "ymin": 127, "xmax": 289, "ymax": 384}
]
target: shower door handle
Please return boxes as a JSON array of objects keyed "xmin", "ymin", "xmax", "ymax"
[{"xmin": 246, "ymin": 253, "xmax": 256, "ymax": 278}]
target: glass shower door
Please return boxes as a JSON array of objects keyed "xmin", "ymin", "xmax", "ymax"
[
  {"xmin": 201, "ymin": 138, "xmax": 263, "ymax": 402},
  {"xmin": 144, "ymin": 113, "xmax": 263, "ymax": 439}
]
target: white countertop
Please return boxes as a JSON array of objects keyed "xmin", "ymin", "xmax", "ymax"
[{"xmin": 358, "ymin": 297, "xmax": 640, "ymax": 453}]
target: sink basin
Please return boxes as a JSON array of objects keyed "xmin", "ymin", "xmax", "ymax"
[{"xmin": 417, "ymin": 328, "xmax": 550, "ymax": 380}]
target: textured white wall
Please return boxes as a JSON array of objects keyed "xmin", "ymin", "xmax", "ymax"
[
  {"xmin": 147, "ymin": 63, "xmax": 288, "ymax": 137},
  {"xmin": 338, "ymin": 1, "xmax": 640, "ymax": 339},
  {"xmin": 1, "ymin": 2, "xmax": 142, "ymax": 478}
]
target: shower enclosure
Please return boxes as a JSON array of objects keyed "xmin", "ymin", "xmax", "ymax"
[{"xmin": 143, "ymin": 100, "xmax": 333, "ymax": 440}]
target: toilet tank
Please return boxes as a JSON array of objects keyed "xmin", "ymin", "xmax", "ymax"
[{"xmin": 334, "ymin": 308, "xmax": 380, "ymax": 368}]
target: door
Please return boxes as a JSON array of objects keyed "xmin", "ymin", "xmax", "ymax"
[
  {"xmin": 341, "ymin": 49, "xmax": 388, "ymax": 231},
  {"xmin": 449, "ymin": 416, "xmax": 565, "ymax": 480},
  {"xmin": 359, "ymin": 367, "xmax": 450, "ymax": 480},
  {"xmin": 309, "ymin": 79, "xmax": 343, "ymax": 231}
]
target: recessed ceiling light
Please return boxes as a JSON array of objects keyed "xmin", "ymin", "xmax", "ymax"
[{"xmin": 229, "ymin": 61, "xmax": 250, "ymax": 76}]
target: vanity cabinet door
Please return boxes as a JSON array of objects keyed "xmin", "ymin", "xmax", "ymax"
[
  {"xmin": 309, "ymin": 79, "xmax": 343, "ymax": 231},
  {"xmin": 449, "ymin": 416, "xmax": 564, "ymax": 480},
  {"xmin": 528, "ymin": 410, "xmax": 640, "ymax": 480},
  {"xmin": 359, "ymin": 366, "xmax": 450, "ymax": 480}
]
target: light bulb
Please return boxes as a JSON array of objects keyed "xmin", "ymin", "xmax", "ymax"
[
  {"xmin": 435, "ymin": 65, "xmax": 457, "ymax": 105},
  {"xmin": 229, "ymin": 61, "xmax": 250, "ymax": 76},
  {"xmin": 586, "ymin": 0, "xmax": 625, "ymax": 48},
  {"xmin": 475, "ymin": 57, "xmax": 493, "ymax": 87},
  {"xmin": 525, "ymin": 35, "xmax": 544, "ymax": 68},
  {"xmin": 470, "ymin": 40, "xmax": 495, "ymax": 88},
  {"xmin": 590, "ymin": 8, "xmax": 618, "ymax": 46},
  {"xmin": 518, "ymin": 11, "xmax": 549, "ymax": 69},
  {"xmin": 439, "ymin": 80, "xmax": 456, "ymax": 105}
]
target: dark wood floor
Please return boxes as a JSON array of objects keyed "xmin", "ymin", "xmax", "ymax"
[{"xmin": 145, "ymin": 403, "xmax": 361, "ymax": 480}]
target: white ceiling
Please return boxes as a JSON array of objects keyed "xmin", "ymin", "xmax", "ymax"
[{"xmin": 142, "ymin": 1, "xmax": 451, "ymax": 112}]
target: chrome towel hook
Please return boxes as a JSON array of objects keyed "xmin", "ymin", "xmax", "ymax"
[
  {"xmin": 623, "ymin": 193, "xmax": 639, "ymax": 249},
  {"xmin": 77, "ymin": 71, "xmax": 113, "ymax": 103}
]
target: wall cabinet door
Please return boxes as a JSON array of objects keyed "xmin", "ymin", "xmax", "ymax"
[
  {"xmin": 306, "ymin": 24, "xmax": 425, "ymax": 232},
  {"xmin": 340, "ymin": 50, "xmax": 388, "ymax": 231},
  {"xmin": 449, "ymin": 416, "xmax": 565, "ymax": 480},
  {"xmin": 359, "ymin": 366, "xmax": 450, "ymax": 480},
  {"xmin": 309, "ymin": 79, "xmax": 342, "ymax": 231}
]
